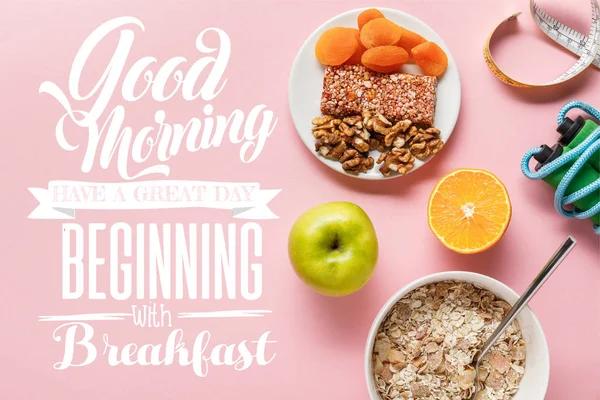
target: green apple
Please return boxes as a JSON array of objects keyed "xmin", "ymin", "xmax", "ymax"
[{"xmin": 288, "ymin": 202, "xmax": 378, "ymax": 296}]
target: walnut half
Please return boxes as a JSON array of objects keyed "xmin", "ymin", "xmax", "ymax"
[
  {"xmin": 340, "ymin": 149, "xmax": 374, "ymax": 175},
  {"xmin": 408, "ymin": 127, "xmax": 444, "ymax": 160},
  {"xmin": 315, "ymin": 135, "xmax": 347, "ymax": 161},
  {"xmin": 372, "ymin": 118, "xmax": 412, "ymax": 147},
  {"xmin": 377, "ymin": 148, "xmax": 415, "ymax": 176}
]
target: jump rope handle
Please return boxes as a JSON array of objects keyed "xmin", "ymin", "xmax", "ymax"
[{"xmin": 521, "ymin": 101, "xmax": 600, "ymax": 234}]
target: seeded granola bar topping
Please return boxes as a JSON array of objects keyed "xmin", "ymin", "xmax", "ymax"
[{"xmin": 320, "ymin": 65, "xmax": 437, "ymax": 127}]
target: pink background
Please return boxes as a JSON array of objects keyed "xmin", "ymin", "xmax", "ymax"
[{"xmin": 1, "ymin": 0, "xmax": 599, "ymax": 399}]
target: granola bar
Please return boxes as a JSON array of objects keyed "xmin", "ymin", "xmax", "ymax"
[{"xmin": 320, "ymin": 65, "xmax": 437, "ymax": 127}]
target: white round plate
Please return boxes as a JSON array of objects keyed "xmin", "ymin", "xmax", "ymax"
[{"xmin": 288, "ymin": 8, "xmax": 461, "ymax": 180}]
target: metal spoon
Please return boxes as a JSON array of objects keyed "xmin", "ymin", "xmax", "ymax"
[{"xmin": 468, "ymin": 236, "xmax": 577, "ymax": 400}]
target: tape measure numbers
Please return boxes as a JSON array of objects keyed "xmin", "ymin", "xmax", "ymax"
[{"xmin": 484, "ymin": 0, "xmax": 600, "ymax": 87}]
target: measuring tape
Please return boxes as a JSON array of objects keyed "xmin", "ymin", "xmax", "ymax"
[{"xmin": 484, "ymin": 0, "xmax": 600, "ymax": 87}]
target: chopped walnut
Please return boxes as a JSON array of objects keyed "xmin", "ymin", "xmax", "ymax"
[
  {"xmin": 377, "ymin": 148, "xmax": 414, "ymax": 176},
  {"xmin": 312, "ymin": 115, "xmax": 368, "ymax": 154},
  {"xmin": 311, "ymin": 115, "xmax": 334, "ymax": 125},
  {"xmin": 342, "ymin": 115, "xmax": 362, "ymax": 127},
  {"xmin": 392, "ymin": 135, "xmax": 406, "ymax": 149},
  {"xmin": 315, "ymin": 134, "xmax": 347, "ymax": 161},
  {"xmin": 311, "ymin": 116, "xmax": 341, "ymax": 132},
  {"xmin": 409, "ymin": 127, "xmax": 444, "ymax": 160},
  {"xmin": 339, "ymin": 148, "xmax": 359, "ymax": 163},
  {"xmin": 373, "ymin": 118, "xmax": 412, "ymax": 147},
  {"xmin": 350, "ymin": 136, "xmax": 370, "ymax": 153},
  {"xmin": 339, "ymin": 149, "xmax": 374, "ymax": 174},
  {"xmin": 369, "ymin": 133, "xmax": 387, "ymax": 152},
  {"xmin": 314, "ymin": 132, "xmax": 341, "ymax": 146},
  {"xmin": 362, "ymin": 109, "xmax": 375, "ymax": 130},
  {"xmin": 312, "ymin": 129, "xmax": 331, "ymax": 140},
  {"xmin": 339, "ymin": 121, "xmax": 360, "ymax": 137},
  {"xmin": 357, "ymin": 128, "xmax": 370, "ymax": 141},
  {"xmin": 311, "ymin": 112, "xmax": 444, "ymax": 176},
  {"xmin": 407, "ymin": 125, "xmax": 419, "ymax": 140}
]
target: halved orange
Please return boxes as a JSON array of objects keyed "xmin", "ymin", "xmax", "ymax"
[{"xmin": 428, "ymin": 169, "xmax": 512, "ymax": 254}]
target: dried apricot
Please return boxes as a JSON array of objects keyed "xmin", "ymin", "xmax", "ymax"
[
  {"xmin": 361, "ymin": 46, "xmax": 409, "ymax": 73},
  {"xmin": 344, "ymin": 28, "xmax": 368, "ymax": 65},
  {"xmin": 357, "ymin": 8, "xmax": 385, "ymax": 30},
  {"xmin": 411, "ymin": 41, "xmax": 448, "ymax": 76},
  {"xmin": 396, "ymin": 28, "xmax": 426, "ymax": 54},
  {"xmin": 360, "ymin": 18, "xmax": 403, "ymax": 49},
  {"xmin": 315, "ymin": 27, "xmax": 358, "ymax": 66}
]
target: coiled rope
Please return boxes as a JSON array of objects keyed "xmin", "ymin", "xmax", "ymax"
[{"xmin": 521, "ymin": 101, "xmax": 600, "ymax": 234}]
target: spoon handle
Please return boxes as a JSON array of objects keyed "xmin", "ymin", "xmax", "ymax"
[{"xmin": 476, "ymin": 236, "xmax": 577, "ymax": 362}]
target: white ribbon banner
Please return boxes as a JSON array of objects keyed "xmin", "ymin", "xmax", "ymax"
[{"xmin": 27, "ymin": 180, "xmax": 281, "ymax": 220}]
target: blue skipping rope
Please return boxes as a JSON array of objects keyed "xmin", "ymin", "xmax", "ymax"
[{"xmin": 521, "ymin": 101, "xmax": 600, "ymax": 234}]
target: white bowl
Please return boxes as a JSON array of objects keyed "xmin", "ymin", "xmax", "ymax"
[{"xmin": 364, "ymin": 271, "xmax": 549, "ymax": 400}]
